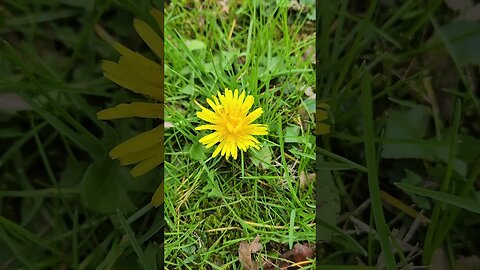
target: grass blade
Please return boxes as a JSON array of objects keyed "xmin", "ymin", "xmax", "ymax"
[
  {"xmin": 395, "ymin": 182, "xmax": 480, "ymax": 214},
  {"xmin": 361, "ymin": 72, "xmax": 396, "ymax": 269},
  {"xmin": 116, "ymin": 209, "xmax": 153, "ymax": 270}
]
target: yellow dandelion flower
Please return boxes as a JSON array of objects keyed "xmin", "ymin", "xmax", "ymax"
[
  {"xmin": 97, "ymin": 9, "xmax": 164, "ymax": 207},
  {"xmin": 195, "ymin": 88, "xmax": 268, "ymax": 160},
  {"xmin": 316, "ymin": 102, "xmax": 330, "ymax": 135}
]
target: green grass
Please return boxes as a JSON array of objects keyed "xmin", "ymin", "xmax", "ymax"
[
  {"xmin": 1, "ymin": 0, "xmax": 480, "ymax": 269},
  {"xmin": 164, "ymin": 0, "xmax": 316, "ymax": 268},
  {"xmin": 1, "ymin": 0, "xmax": 163, "ymax": 269},
  {"xmin": 317, "ymin": 0, "xmax": 480, "ymax": 269}
]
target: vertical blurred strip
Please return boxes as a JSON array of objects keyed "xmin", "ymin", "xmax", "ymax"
[
  {"xmin": 158, "ymin": 1, "xmax": 165, "ymax": 269},
  {"xmin": 146, "ymin": 0, "xmax": 165, "ymax": 267},
  {"xmin": 315, "ymin": 1, "xmax": 339, "ymax": 268},
  {"xmin": 315, "ymin": 1, "xmax": 321, "ymax": 266}
]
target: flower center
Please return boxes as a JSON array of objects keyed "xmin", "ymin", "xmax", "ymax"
[{"xmin": 225, "ymin": 115, "xmax": 242, "ymax": 134}]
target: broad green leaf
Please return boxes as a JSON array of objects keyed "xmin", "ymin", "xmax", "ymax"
[
  {"xmin": 285, "ymin": 126, "xmax": 300, "ymax": 143},
  {"xmin": 81, "ymin": 159, "xmax": 136, "ymax": 214},
  {"xmin": 381, "ymin": 104, "xmax": 430, "ymax": 158},
  {"xmin": 181, "ymin": 85, "xmax": 195, "ymax": 95},
  {"xmin": 381, "ymin": 104, "xmax": 467, "ymax": 176},
  {"xmin": 201, "ymin": 181, "xmax": 223, "ymax": 198},
  {"xmin": 457, "ymin": 134, "xmax": 480, "ymax": 162},
  {"xmin": 438, "ymin": 21, "xmax": 480, "ymax": 66},
  {"xmin": 189, "ymin": 142, "xmax": 206, "ymax": 161},
  {"xmin": 303, "ymin": 98, "xmax": 316, "ymax": 114},
  {"xmin": 249, "ymin": 146, "xmax": 272, "ymax": 169},
  {"xmin": 316, "ymin": 155, "xmax": 340, "ymax": 241},
  {"xmin": 185, "ymin": 40, "xmax": 206, "ymax": 51}
]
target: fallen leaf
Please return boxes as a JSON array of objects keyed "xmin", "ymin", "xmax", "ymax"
[
  {"xmin": 279, "ymin": 243, "xmax": 315, "ymax": 269},
  {"xmin": 304, "ymin": 86, "xmax": 315, "ymax": 98},
  {"xmin": 261, "ymin": 258, "xmax": 275, "ymax": 270},
  {"xmin": 289, "ymin": 0, "xmax": 303, "ymax": 11},
  {"xmin": 444, "ymin": 0, "xmax": 473, "ymax": 12},
  {"xmin": 303, "ymin": 46, "xmax": 315, "ymax": 64},
  {"xmin": 455, "ymin": 255, "xmax": 480, "ymax": 270},
  {"xmin": 298, "ymin": 107, "xmax": 309, "ymax": 131},
  {"xmin": 430, "ymin": 248, "xmax": 451, "ymax": 270},
  {"xmin": 443, "ymin": 0, "xmax": 480, "ymax": 21},
  {"xmin": 0, "ymin": 93, "xmax": 32, "ymax": 112},
  {"xmin": 218, "ymin": 0, "xmax": 229, "ymax": 14},
  {"xmin": 299, "ymin": 171, "xmax": 315, "ymax": 188},
  {"xmin": 299, "ymin": 171, "xmax": 307, "ymax": 188},
  {"xmin": 458, "ymin": 3, "xmax": 480, "ymax": 21},
  {"xmin": 239, "ymin": 235, "xmax": 262, "ymax": 270},
  {"xmin": 287, "ymin": 243, "xmax": 314, "ymax": 261}
]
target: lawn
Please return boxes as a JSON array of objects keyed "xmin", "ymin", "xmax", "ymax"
[
  {"xmin": 1, "ymin": 0, "xmax": 480, "ymax": 269},
  {"xmin": 316, "ymin": 1, "xmax": 480, "ymax": 269},
  {"xmin": 163, "ymin": 0, "xmax": 317, "ymax": 268}
]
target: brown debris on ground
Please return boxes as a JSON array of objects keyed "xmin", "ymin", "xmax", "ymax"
[
  {"xmin": 277, "ymin": 243, "xmax": 315, "ymax": 269},
  {"xmin": 238, "ymin": 235, "xmax": 262, "ymax": 270},
  {"xmin": 239, "ymin": 236, "xmax": 315, "ymax": 270}
]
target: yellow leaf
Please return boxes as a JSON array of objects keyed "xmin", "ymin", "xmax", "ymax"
[
  {"xmin": 110, "ymin": 126, "xmax": 163, "ymax": 159},
  {"xmin": 118, "ymin": 143, "xmax": 163, "ymax": 165},
  {"xmin": 134, "ymin": 19, "xmax": 163, "ymax": 60},
  {"xmin": 151, "ymin": 181, "xmax": 164, "ymax": 207},
  {"xmin": 97, "ymin": 102, "xmax": 162, "ymax": 120},
  {"xmin": 130, "ymin": 152, "xmax": 162, "ymax": 177}
]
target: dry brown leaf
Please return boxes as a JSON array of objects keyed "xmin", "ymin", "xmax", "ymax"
[
  {"xmin": 239, "ymin": 235, "xmax": 262, "ymax": 270},
  {"xmin": 307, "ymin": 173, "xmax": 315, "ymax": 185},
  {"xmin": 218, "ymin": 0, "xmax": 229, "ymax": 14},
  {"xmin": 455, "ymin": 255, "xmax": 480, "ymax": 270},
  {"xmin": 444, "ymin": 0, "xmax": 473, "ymax": 12},
  {"xmin": 304, "ymin": 86, "xmax": 315, "ymax": 98},
  {"xmin": 299, "ymin": 171, "xmax": 315, "ymax": 188},
  {"xmin": 458, "ymin": 3, "xmax": 480, "ymax": 21},
  {"xmin": 0, "ymin": 93, "xmax": 32, "ymax": 112},
  {"xmin": 298, "ymin": 107, "xmax": 309, "ymax": 132},
  {"xmin": 422, "ymin": 49, "xmax": 458, "ymax": 123},
  {"xmin": 289, "ymin": 0, "xmax": 303, "ymax": 11},
  {"xmin": 299, "ymin": 171, "xmax": 307, "ymax": 188},
  {"xmin": 279, "ymin": 243, "xmax": 315, "ymax": 269},
  {"xmin": 444, "ymin": 0, "xmax": 480, "ymax": 21},
  {"xmin": 303, "ymin": 46, "xmax": 315, "ymax": 64},
  {"xmin": 430, "ymin": 248, "xmax": 451, "ymax": 270},
  {"xmin": 430, "ymin": 249, "xmax": 480, "ymax": 270}
]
